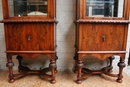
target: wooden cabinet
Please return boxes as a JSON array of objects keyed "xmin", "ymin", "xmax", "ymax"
[
  {"xmin": 74, "ymin": 0, "xmax": 130, "ymax": 84},
  {"xmin": 1, "ymin": 0, "xmax": 57, "ymax": 83}
]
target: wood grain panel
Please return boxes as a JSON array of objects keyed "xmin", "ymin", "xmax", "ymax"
[
  {"xmin": 79, "ymin": 23, "xmax": 126, "ymax": 51},
  {"xmin": 5, "ymin": 23, "xmax": 54, "ymax": 51}
]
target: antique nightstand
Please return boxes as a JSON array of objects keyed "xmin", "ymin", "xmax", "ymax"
[
  {"xmin": 1, "ymin": 0, "xmax": 58, "ymax": 83},
  {"xmin": 74, "ymin": 0, "xmax": 130, "ymax": 84}
]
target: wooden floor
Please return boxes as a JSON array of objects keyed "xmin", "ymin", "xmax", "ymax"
[{"xmin": 0, "ymin": 70, "xmax": 130, "ymax": 87}]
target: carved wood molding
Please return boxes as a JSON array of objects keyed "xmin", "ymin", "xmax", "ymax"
[
  {"xmin": 6, "ymin": 51, "xmax": 56, "ymax": 53},
  {"xmin": 77, "ymin": 51, "xmax": 127, "ymax": 54},
  {"xmin": 76, "ymin": 19, "xmax": 130, "ymax": 23},
  {"xmin": 0, "ymin": 19, "xmax": 58, "ymax": 23}
]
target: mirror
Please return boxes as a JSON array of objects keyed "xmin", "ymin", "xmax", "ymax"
[
  {"xmin": 86, "ymin": 0, "xmax": 124, "ymax": 17},
  {"xmin": 9, "ymin": 0, "xmax": 48, "ymax": 17}
]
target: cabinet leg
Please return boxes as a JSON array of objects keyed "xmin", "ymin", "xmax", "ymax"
[
  {"xmin": 76, "ymin": 60, "xmax": 83, "ymax": 84},
  {"xmin": 6, "ymin": 56, "xmax": 15, "ymax": 83},
  {"xmin": 73, "ymin": 53, "xmax": 78, "ymax": 73},
  {"xmin": 49, "ymin": 60, "xmax": 56, "ymax": 84},
  {"xmin": 55, "ymin": 54, "xmax": 58, "ymax": 73},
  {"xmin": 16, "ymin": 55, "xmax": 23, "ymax": 72},
  {"xmin": 16, "ymin": 55, "xmax": 30, "ymax": 72},
  {"xmin": 108, "ymin": 56, "xmax": 115, "ymax": 72},
  {"xmin": 116, "ymin": 57, "xmax": 126, "ymax": 83}
]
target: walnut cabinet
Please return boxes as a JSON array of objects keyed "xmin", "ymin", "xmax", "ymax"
[
  {"xmin": 74, "ymin": 0, "xmax": 130, "ymax": 84},
  {"xmin": 1, "ymin": 0, "xmax": 58, "ymax": 83}
]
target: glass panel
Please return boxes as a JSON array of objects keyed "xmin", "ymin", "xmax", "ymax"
[
  {"xmin": 86, "ymin": 0, "xmax": 124, "ymax": 17},
  {"xmin": 9, "ymin": 0, "xmax": 48, "ymax": 17}
]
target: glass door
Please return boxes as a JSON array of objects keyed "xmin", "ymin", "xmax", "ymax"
[
  {"xmin": 86, "ymin": 0, "xmax": 124, "ymax": 18},
  {"xmin": 9, "ymin": 0, "xmax": 48, "ymax": 17}
]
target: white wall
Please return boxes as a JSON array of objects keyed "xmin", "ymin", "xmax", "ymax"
[
  {"xmin": 0, "ymin": 1, "xmax": 7, "ymax": 70},
  {"xmin": 0, "ymin": 0, "xmax": 130, "ymax": 73}
]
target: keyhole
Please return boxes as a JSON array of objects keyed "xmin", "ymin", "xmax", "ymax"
[
  {"xmin": 102, "ymin": 35, "xmax": 106, "ymax": 42},
  {"xmin": 27, "ymin": 35, "xmax": 31, "ymax": 41}
]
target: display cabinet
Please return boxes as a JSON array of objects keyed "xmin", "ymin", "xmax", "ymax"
[
  {"xmin": 74, "ymin": 0, "xmax": 130, "ymax": 84},
  {"xmin": 1, "ymin": 0, "xmax": 58, "ymax": 83}
]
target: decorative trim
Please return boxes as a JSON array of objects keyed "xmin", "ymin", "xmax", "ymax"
[
  {"xmin": 77, "ymin": 51, "xmax": 127, "ymax": 54},
  {"xmin": 76, "ymin": 19, "xmax": 130, "ymax": 23},
  {"xmin": 0, "ymin": 19, "xmax": 58, "ymax": 23},
  {"xmin": 6, "ymin": 51, "xmax": 56, "ymax": 53}
]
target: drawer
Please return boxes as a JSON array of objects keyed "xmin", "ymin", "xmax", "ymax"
[
  {"xmin": 5, "ymin": 23, "xmax": 54, "ymax": 51},
  {"xmin": 79, "ymin": 24, "xmax": 126, "ymax": 51}
]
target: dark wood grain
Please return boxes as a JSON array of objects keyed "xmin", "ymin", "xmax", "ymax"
[
  {"xmin": 1, "ymin": 0, "xmax": 57, "ymax": 84},
  {"xmin": 75, "ymin": 0, "xmax": 130, "ymax": 84}
]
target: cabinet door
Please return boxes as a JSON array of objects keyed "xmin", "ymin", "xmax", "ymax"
[
  {"xmin": 79, "ymin": 23, "xmax": 125, "ymax": 51},
  {"xmin": 6, "ymin": 23, "xmax": 54, "ymax": 51},
  {"xmin": 28, "ymin": 23, "xmax": 54, "ymax": 51},
  {"xmin": 9, "ymin": 0, "xmax": 48, "ymax": 17}
]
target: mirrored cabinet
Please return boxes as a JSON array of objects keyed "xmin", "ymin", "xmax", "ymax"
[
  {"xmin": 1, "ymin": 0, "xmax": 57, "ymax": 83},
  {"xmin": 12, "ymin": 0, "xmax": 48, "ymax": 16},
  {"xmin": 74, "ymin": 0, "xmax": 130, "ymax": 84},
  {"xmin": 86, "ymin": 0, "xmax": 122, "ymax": 17}
]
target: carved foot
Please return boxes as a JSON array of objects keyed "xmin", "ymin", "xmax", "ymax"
[
  {"xmin": 8, "ymin": 73, "xmax": 15, "ymax": 83},
  {"xmin": 9, "ymin": 78, "xmax": 15, "ymax": 83},
  {"xmin": 116, "ymin": 78, "xmax": 123, "ymax": 83},
  {"xmin": 76, "ymin": 80, "xmax": 82, "ymax": 84},
  {"xmin": 50, "ymin": 80, "xmax": 56, "ymax": 84}
]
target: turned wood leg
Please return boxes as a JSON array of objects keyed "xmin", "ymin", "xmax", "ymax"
[
  {"xmin": 49, "ymin": 60, "xmax": 56, "ymax": 84},
  {"xmin": 16, "ymin": 55, "xmax": 23, "ymax": 72},
  {"xmin": 76, "ymin": 60, "xmax": 83, "ymax": 84},
  {"xmin": 55, "ymin": 54, "xmax": 58, "ymax": 73},
  {"xmin": 116, "ymin": 57, "xmax": 126, "ymax": 83},
  {"xmin": 16, "ymin": 55, "xmax": 30, "ymax": 72},
  {"xmin": 73, "ymin": 53, "xmax": 78, "ymax": 73},
  {"xmin": 6, "ymin": 55, "xmax": 15, "ymax": 83},
  {"xmin": 108, "ymin": 56, "xmax": 115, "ymax": 72}
]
